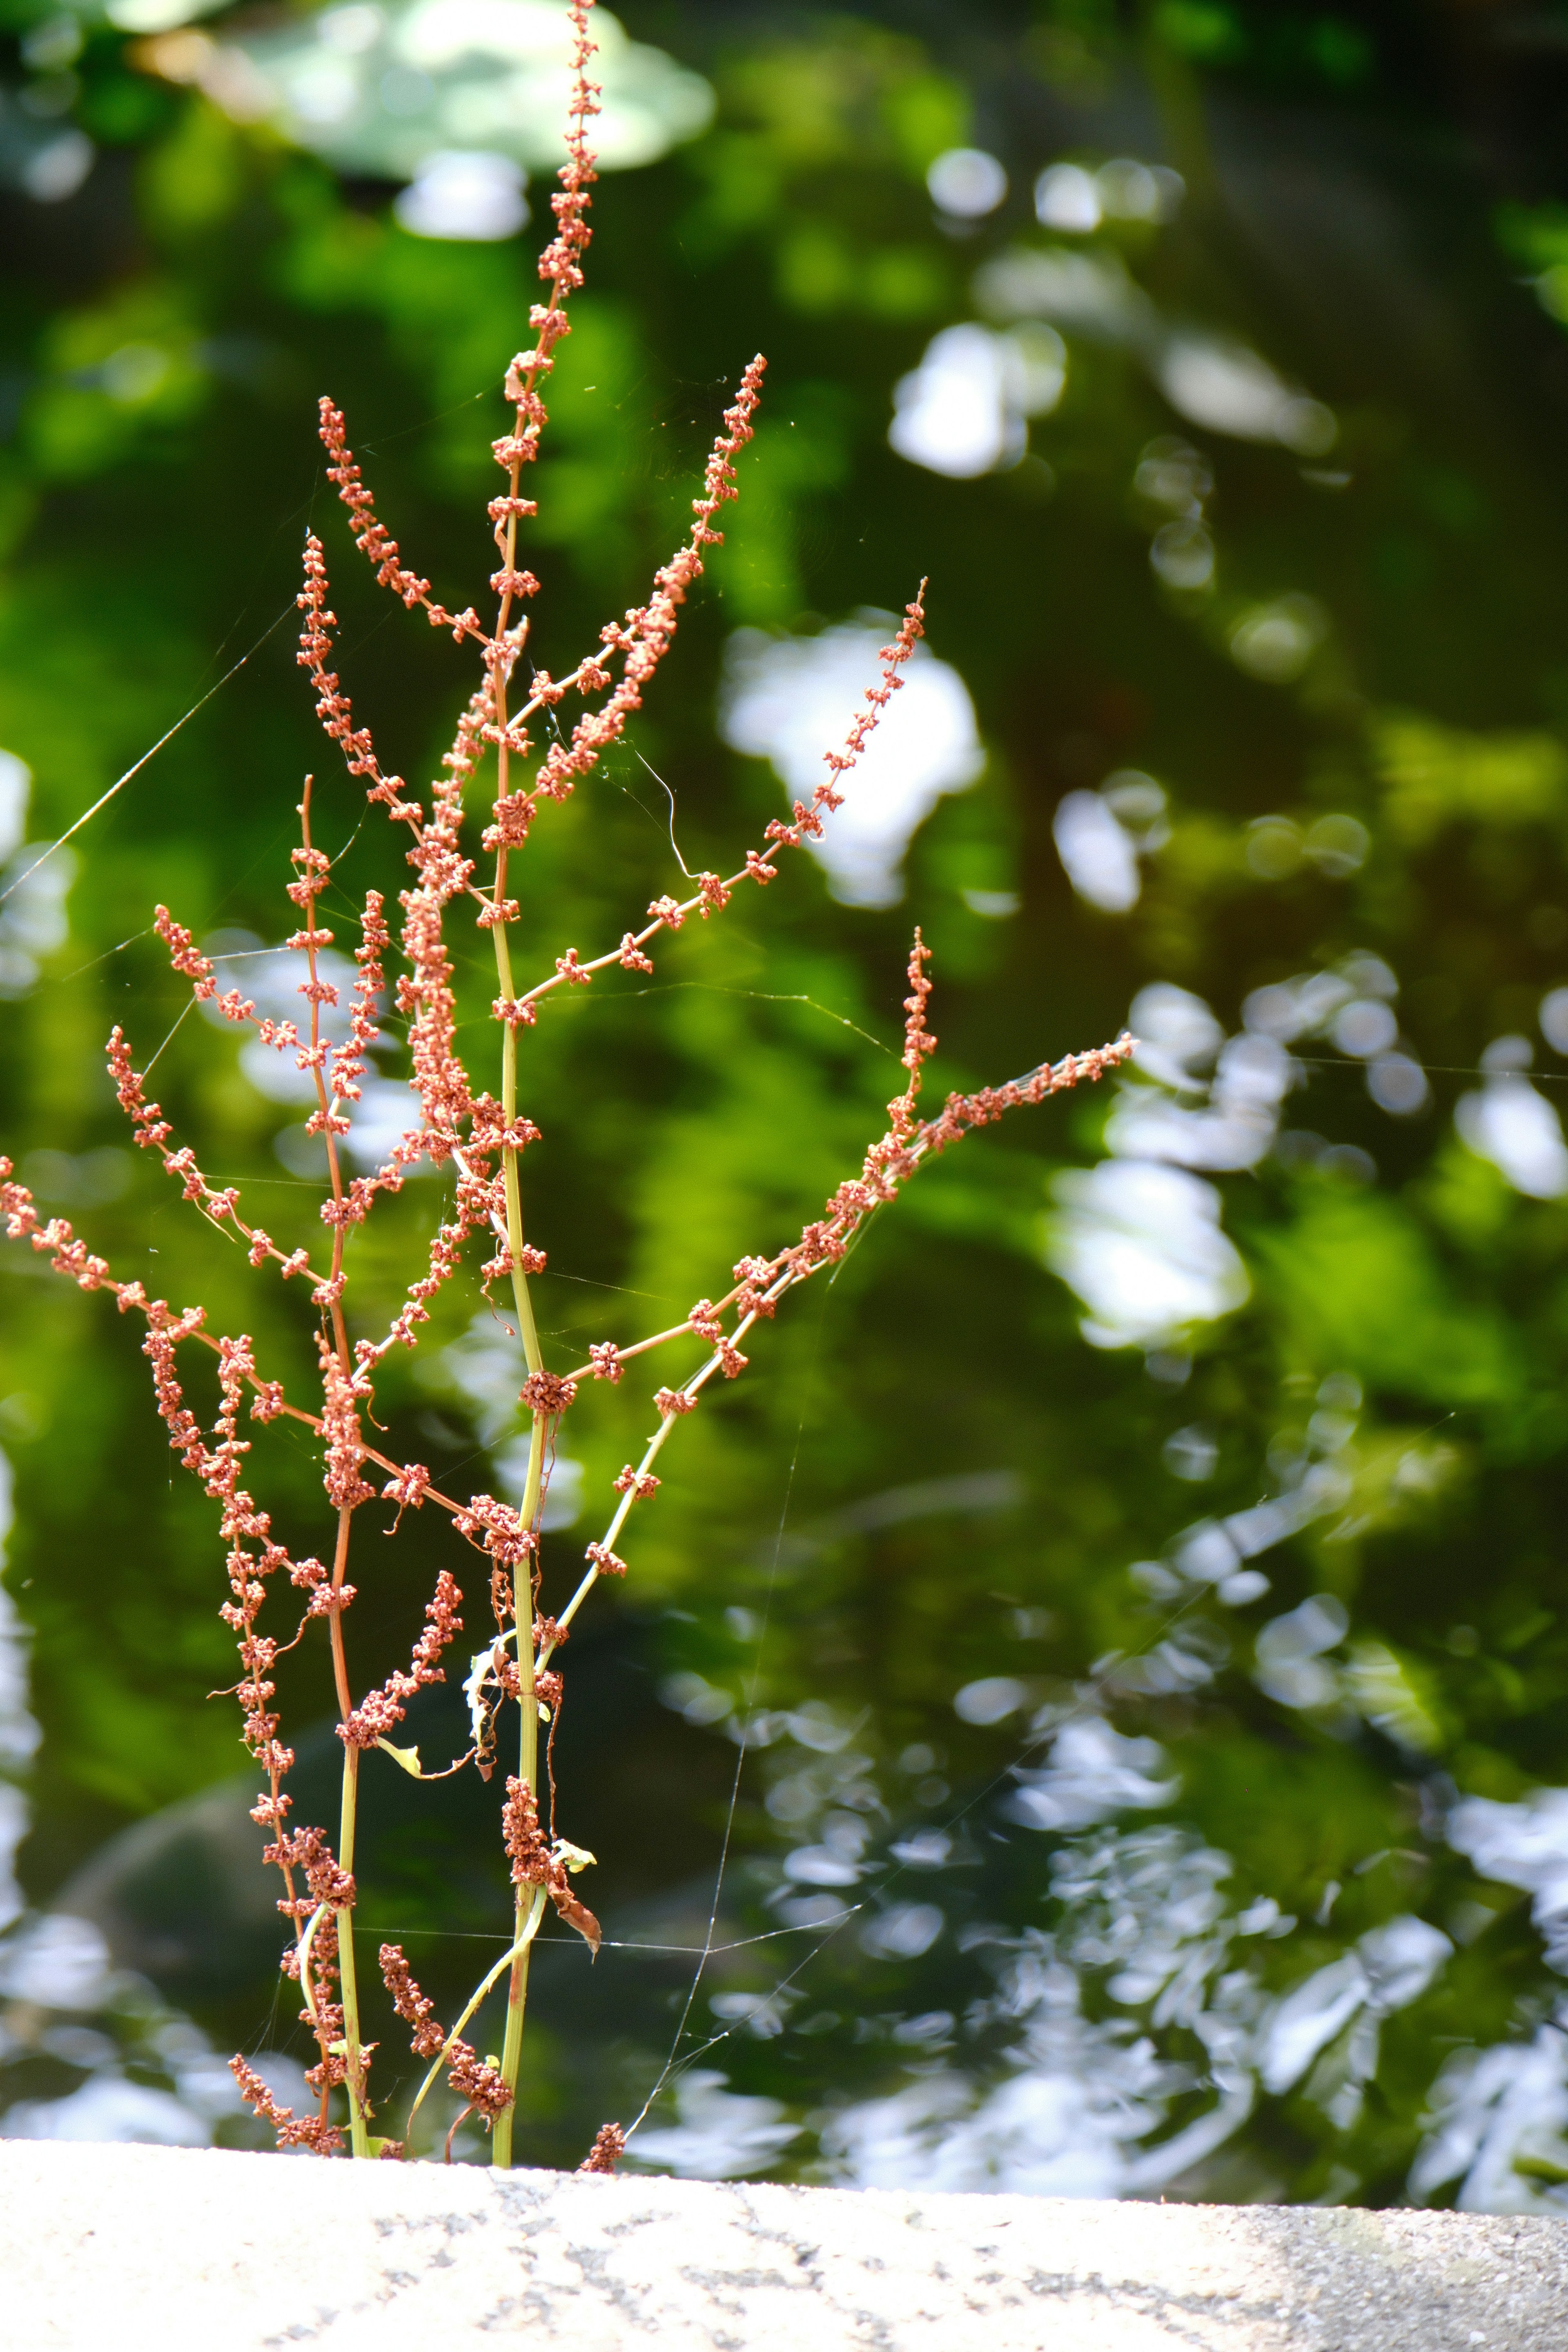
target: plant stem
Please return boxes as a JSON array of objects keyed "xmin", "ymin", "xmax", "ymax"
[
  {"xmin": 490, "ymin": 1851, "xmax": 537, "ymax": 2170},
  {"xmin": 337, "ymin": 1741, "xmax": 369, "ymax": 2158},
  {"xmin": 490, "ymin": 967, "xmax": 545, "ymax": 2163},
  {"xmin": 492, "ymin": 928, "xmax": 543, "ymax": 1381},
  {"xmin": 490, "ymin": 1450, "xmax": 541, "ymax": 2167},
  {"xmin": 404, "ymin": 1887, "xmax": 547, "ymax": 2147},
  {"xmin": 327, "ymin": 1503, "xmax": 368, "ymax": 2158},
  {"xmin": 299, "ymin": 778, "xmax": 370, "ymax": 2159},
  {"xmin": 482, "ymin": 593, "xmax": 551, "ymax": 2166}
]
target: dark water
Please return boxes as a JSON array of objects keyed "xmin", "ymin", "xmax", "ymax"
[{"xmin": 7, "ymin": 1, "xmax": 1568, "ymax": 2208}]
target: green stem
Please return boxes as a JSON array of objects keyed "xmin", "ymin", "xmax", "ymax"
[
  {"xmin": 493, "ymin": 926, "xmax": 543, "ymax": 1379},
  {"xmin": 488, "ymin": 917, "xmax": 545, "ymax": 2168},
  {"xmin": 491, "ymin": 1396, "xmax": 544, "ymax": 2168},
  {"xmin": 405, "ymin": 1887, "xmax": 547, "ymax": 2149},
  {"xmin": 489, "ymin": 1896, "xmax": 536, "ymax": 2169},
  {"xmin": 338, "ymin": 1743, "xmax": 370, "ymax": 2158},
  {"xmin": 296, "ymin": 1902, "xmax": 329, "ymax": 2024},
  {"xmin": 301, "ymin": 781, "xmax": 369, "ymax": 2160}
]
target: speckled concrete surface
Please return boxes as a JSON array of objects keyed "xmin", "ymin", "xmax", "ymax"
[{"xmin": 1, "ymin": 2140, "xmax": 1562, "ymax": 2350}]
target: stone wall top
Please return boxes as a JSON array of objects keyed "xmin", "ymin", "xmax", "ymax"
[{"xmin": 3, "ymin": 2139, "xmax": 1566, "ymax": 2351}]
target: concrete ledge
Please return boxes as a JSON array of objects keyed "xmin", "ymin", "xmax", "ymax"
[{"xmin": 2, "ymin": 2141, "xmax": 1564, "ymax": 2350}]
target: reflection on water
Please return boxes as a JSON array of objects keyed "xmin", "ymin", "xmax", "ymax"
[
  {"xmin": 1455, "ymin": 1040, "xmax": 1568, "ymax": 1200},
  {"xmin": 0, "ymin": 1909, "xmax": 303, "ymax": 2151},
  {"xmin": 0, "ymin": 1442, "xmax": 301, "ymax": 2151},
  {"xmin": 12, "ymin": 1403, "xmax": 1568, "ymax": 2209},
  {"xmin": 16, "ymin": 11, "xmax": 1568, "ymax": 2214},
  {"xmin": 15, "ymin": 939, "xmax": 1568, "ymax": 2200},
  {"xmin": 602, "ymin": 1376, "xmax": 1568, "ymax": 2204},
  {"xmin": 1412, "ymin": 2022, "xmax": 1568, "ymax": 2213},
  {"xmin": 612, "ymin": 1689, "xmax": 1568, "ymax": 2209},
  {"xmin": 626, "ymin": 1798, "xmax": 1451, "ymax": 2198}
]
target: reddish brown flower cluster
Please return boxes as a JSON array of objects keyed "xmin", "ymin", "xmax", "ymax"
[
  {"xmin": 317, "ymin": 1332, "xmax": 374, "ymax": 1514},
  {"xmin": 340, "ymin": 1570, "xmax": 463, "ymax": 1749},
  {"xmin": 230, "ymin": 2054, "xmax": 344, "ymax": 2156},
  {"xmin": 503, "ymin": 1775, "xmax": 602, "ymax": 1954},
  {"xmin": 377, "ymin": 1945, "xmax": 511, "ymax": 2127},
  {"xmin": 767, "ymin": 591, "xmax": 927, "ymax": 853},
  {"xmin": 520, "ymin": 1368, "xmax": 577, "ymax": 1416},
  {"xmin": 271, "ymin": 1823, "xmax": 356, "ymax": 1925},
  {"xmin": 250, "ymin": 1821, "xmax": 373, "ymax": 2108},
  {"xmin": 687, "ymin": 1299, "xmax": 747, "ymax": 1379},
  {"xmin": 579, "ymin": 2122, "xmax": 626, "ymax": 2175},
  {"xmin": 528, "ymin": 358, "xmax": 766, "ymax": 811},
  {"xmin": 447, "ymin": 2040, "xmax": 514, "ymax": 2122},
  {"xmin": 382, "ymin": 1461, "xmax": 431, "ymax": 1524},
  {"xmin": 453, "ymin": 1492, "xmax": 535, "ymax": 1571},
  {"xmin": 297, "ymin": 533, "xmax": 415, "ymax": 815},
  {"xmin": 501, "ymin": 1773, "xmax": 552, "ymax": 1888},
  {"xmin": 153, "ymin": 904, "xmax": 216, "ymax": 1000},
  {"xmin": 463, "ymin": 578, "xmax": 924, "ymax": 1033},
  {"xmin": 379, "ymin": 1944, "xmax": 447, "ymax": 2058},
  {"xmin": 888, "ymin": 931, "xmax": 935, "ymax": 1145},
  {"xmin": 319, "ymin": 410, "xmax": 482, "ymax": 646},
  {"xmin": 327, "ymin": 890, "xmax": 389, "ymax": 1116}
]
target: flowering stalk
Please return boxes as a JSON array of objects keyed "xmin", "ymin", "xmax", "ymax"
[
  {"xmin": 472, "ymin": 0, "xmax": 598, "ymax": 2167},
  {"xmin": 292, "ymin": 779, "xmax": 372, "ymax": 2156},
  {"xmin": 0, "ymin": 0, "xmax": 1134, "ymax": 2166}
]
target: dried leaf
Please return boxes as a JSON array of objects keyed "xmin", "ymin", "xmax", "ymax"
[{"xmin": 551, "ymin": 1884, "xmax": 601, "ymax": 1957}]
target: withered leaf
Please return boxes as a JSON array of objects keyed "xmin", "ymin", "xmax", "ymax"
[{"xmin": 550, "ymin": 1884, "xmax": 601, "ymax": 1958}]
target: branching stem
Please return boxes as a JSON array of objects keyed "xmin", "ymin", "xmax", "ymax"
[
  {"xmin": 301, "ymin": 777, "xmax": 370, "ymax": 2158},
  {"xmin": 486, "ymin": 635, "xmax": 546, "ymax": 2167},
  {"xmin": 405, "ymin": 1888, "xmax": 547, "ymax": 2148}
]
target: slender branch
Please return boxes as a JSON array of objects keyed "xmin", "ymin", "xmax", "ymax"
[
  {"xmin": 536, "ymin": 1025, "xmax": 1136, "ymax": 1644},
  {"xmin": 296, "ymin": 777, "xmax": 371, "ymax": 2157},
  {"xmin": 499, "ymin": 588, "xmax": 925, "ymax": 1029},
  {"xmin": 549, "ymin": 1033, "xmax": 1136, "ymax": 1388},
  {"xmin": 405, "ymin": 1889, "xmax": 547, "ymax": 2147}
]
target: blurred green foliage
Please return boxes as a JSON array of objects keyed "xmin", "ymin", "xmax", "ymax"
[{"xmin": 11, "ymin": 0, "xmax": 1568, "ymax": 2201}]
